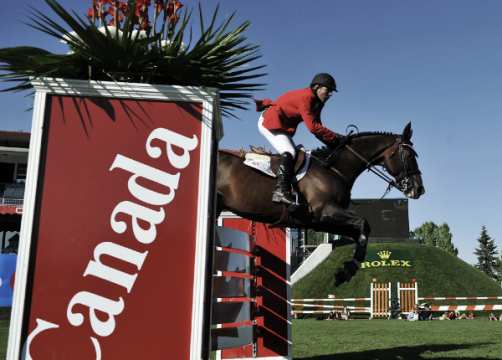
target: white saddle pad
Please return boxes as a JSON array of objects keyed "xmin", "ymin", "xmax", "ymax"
[{"xmin": 243, "ymin": 151, "xmax": 311, "ymax": 182}]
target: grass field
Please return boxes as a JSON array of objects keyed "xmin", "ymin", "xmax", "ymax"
[
  {"xmin": 2, "ymin": 319, "xmax": 501, "ymax": 359},
  {"xmin": 293, "ymin": 319, "xmax": 502, "ymax": 359},
  {"xmin": 0, "ymin": 320, "xmax": 8, "ymax": 359}
]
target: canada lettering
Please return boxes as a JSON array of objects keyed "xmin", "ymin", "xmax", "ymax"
[{"xmin": 68, "ymin": 128, "xmax": 198, "ymax": 344}]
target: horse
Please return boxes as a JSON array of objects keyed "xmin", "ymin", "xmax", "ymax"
[{"xmin": 216, "ymin": 123, "xmax": 425, "ymax": 285}]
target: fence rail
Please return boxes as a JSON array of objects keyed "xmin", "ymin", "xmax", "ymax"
[
  {"xmin": 0, "ymin": 197, "xmax": 23, "ymax": 206},
  {"xmin": 292, "ymin": 282, "xmax": 390, "ymax": 319}
]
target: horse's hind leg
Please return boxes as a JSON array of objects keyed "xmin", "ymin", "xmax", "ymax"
[
  {"xmin": 318, "ymin": 205, "xmax": 371, "ymax": 286},
  {"xmin": 216, "ymin": 193, "xmax": 224, "ymax": 219}
]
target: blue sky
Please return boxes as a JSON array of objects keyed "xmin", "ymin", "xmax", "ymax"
[{"xmin": 1, "ymin": 1, "xmax": 501, "ymax": 264}]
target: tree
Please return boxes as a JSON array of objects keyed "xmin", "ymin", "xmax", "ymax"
[
  {"xmin": 474, "ymin": 226, "xmax": 498, "ymax": 279},
  {"xmin": 305, "ymin": 229, "xmax": 327, "ymax": 246},
  {"xmin": 410, "ymin": 221, "xmax": 458, "ymax": 256},
  {"xmin": 495, "ymin": 255, "xmax": 502, "ymax": 282},
  {"xmin": 410, "ymin": 221, "xmax": 437, "ymax": 246},
  {"xmin": 435, "ymin": 224, "xmax": 458, "ymax": 256}
]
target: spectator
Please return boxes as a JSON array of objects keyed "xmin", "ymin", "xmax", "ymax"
[
  {"xmin": 439, "ymin": 312, "xmax": 449, "ymax": 320},
  {"xmin": 390, "ymin": 298, "xmax": 400, "ymax": 320},
  {"xmin": 418, "ymin": 303, "xmax": 432, "ymax": 320},
  {"xmin": 407, "ymin": 308, "xmax": 419, "ymax": 321},
  {"xmin": 457, "ymin": 312, "xmax": 475, "ymax": 320},
  {"xmin": 327, "ymin": 311, "xmax": 336, "ymax": 320}
]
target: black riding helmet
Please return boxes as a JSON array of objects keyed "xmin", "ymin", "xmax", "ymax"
[{"xmin": 310, "ymin": 73, "xmax": 338, "ymax": 92}]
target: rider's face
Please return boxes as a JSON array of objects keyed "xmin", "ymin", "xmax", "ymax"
[{"xmin": 315, "ymin": 86, "xmax": 332, "ymax": 103}]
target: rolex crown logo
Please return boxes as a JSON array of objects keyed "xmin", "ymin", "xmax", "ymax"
[{"xmin": 377, "ymin": 250, "xmax": 392, "ymax": 260}]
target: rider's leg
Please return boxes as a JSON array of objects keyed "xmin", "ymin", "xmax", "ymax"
[
  {"xmin": 273, "ymin": 152, "xmax": 296, "ymax": 205},
  {"xmin": 258, "ymin": 115, "xmax": 296, "ymax": 205}
]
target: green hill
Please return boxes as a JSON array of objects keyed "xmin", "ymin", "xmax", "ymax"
[{"xmin": 293, "ymin": 242, "xmax": 502, "ymax": 300}]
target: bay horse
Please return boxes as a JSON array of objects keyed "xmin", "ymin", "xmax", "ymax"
[{"xmin": 216, "ymin": 123, "xmax": 425, "ymax": 285}]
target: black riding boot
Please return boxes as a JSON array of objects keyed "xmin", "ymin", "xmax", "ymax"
[{"xmin": 272, "ymin": 153, "xmax": 296, "ymax": 206}]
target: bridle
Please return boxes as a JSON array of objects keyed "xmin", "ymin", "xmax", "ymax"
[
  {"xmin": 390, "ymin": 142, "xmax": 421, "ymax": 194},
  {"xmin": 323, "ymin": 137, "xmax": 420, "ymax": 196}
]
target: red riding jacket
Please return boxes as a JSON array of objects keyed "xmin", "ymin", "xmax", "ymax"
[{"xmin": 256, "ymin": 87, "xmax": 339, "ymax": 144}]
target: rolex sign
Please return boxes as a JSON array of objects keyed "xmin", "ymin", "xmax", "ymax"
[{"xmin": 360, "ymin": 250, "xmax": 412, "ymax": 269}]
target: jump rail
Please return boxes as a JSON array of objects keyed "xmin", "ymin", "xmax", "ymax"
[
  {"xmin": 292, "ymin": 282, "xmax": 391, "ymax": 319},
  {"xmin": 397, "ymin": 281, "xmax": 502, "ymax": 313}
]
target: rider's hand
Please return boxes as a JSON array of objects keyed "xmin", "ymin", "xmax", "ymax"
[{"xmin": 329, "ymin": 134, "xmax": 348, "ymax": 149}]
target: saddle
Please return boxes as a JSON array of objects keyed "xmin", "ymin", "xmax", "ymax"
[
  {"xmin": 220, "ymin": 146, "xmax": 312, "ymax": 227},
  {"xmin": 239, "ymin": 146, "xmax": 311, "ymax": 181}
]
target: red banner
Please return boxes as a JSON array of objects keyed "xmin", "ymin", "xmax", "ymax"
[{"xmin": 16, "ymin": 92, "xmax": 213, "ymax": 359}]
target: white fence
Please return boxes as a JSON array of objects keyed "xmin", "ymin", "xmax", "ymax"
[{"xmin": 0, "ymin": 198, "xmax": 23, "ymax": 206}]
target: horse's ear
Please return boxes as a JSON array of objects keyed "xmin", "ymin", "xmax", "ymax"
[{"xmin": 402, "ymin": 122, "xmax": 413, "ymax": 141}]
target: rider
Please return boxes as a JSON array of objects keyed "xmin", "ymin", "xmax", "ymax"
[{"xmin": 256, "ymin": 73, "xmax": 347, "ymax": 206}]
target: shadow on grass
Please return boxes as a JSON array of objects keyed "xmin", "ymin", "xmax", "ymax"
[{"xmin": 297, "ymin": 342, "xmax": 497, "ymax": 360}]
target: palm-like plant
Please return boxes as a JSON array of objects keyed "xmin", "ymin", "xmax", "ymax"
[{"xmin": 0, "ymin": 0, "xmax": 265, "ymax": 117}]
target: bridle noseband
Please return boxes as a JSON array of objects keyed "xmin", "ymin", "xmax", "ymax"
[{"xmin": 392, "ymin": 142, "xmax": 421, "ymax": 194}]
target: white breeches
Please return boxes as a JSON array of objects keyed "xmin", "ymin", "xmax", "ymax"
[{"xmin": 258, "ymin": 114, "xmax": 296, "ymax": 157}]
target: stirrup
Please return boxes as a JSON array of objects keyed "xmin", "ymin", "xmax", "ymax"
[{"xmin": 272, "ymin": 191, "xmax": 299, "ymax": 211}]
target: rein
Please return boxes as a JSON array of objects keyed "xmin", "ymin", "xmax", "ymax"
[
  {"xmin": 315, "ymin": 139, "xmax": 398, "ymax": 190},
  {"xmin": 345, "ymin": 145, "xmax": 398, "ymax": 189},
  {"xmin": 314, "ymin": 135, "xmax": 420, "ymax": 197}
]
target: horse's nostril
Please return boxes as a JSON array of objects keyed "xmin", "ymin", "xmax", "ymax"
[{"xmin": 418, "ymin": 186, "xmax": 425, "ymax": 195}]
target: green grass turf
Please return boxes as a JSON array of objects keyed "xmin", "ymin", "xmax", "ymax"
[
  {"xmin": 293, "ymin": 319, "xmax": 502, "ymax": 359},
  {"xmin": 2, "ymin": 318, "xmax": 502, "ymax": 359},
  {"xmin": 0, "ymin": 320, "xmax": 8, "ymax": 359}
]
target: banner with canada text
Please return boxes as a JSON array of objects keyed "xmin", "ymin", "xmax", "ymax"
[{"xmin": 7, "ymin": 79, "xmax": 218, "ymax": 360}]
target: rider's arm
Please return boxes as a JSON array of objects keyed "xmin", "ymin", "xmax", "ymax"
[
  {"xmin": 299, "ymin": 101, "xmax": 340, "ymax": 144},
  {"xmin": 255, "ymin": 98, "xmax": 274, "ymax": 112}
]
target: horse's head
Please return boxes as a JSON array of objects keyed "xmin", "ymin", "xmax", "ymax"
[{"xmin": 381, "ymin": 123, "xmax": 425, "ymax": 199}]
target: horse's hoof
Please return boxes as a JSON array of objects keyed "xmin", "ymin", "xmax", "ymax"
[
  {"xmin": 344, "ymin": 260, "xmax": 359, "ymax": 276},
  {"xmin": 334, "ymin": 271, "xmax": 347, "ymax": 287}
]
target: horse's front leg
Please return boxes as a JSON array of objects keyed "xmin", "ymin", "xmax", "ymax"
[{"xmin": 316, "ymin": 204, "xmax": 371, "ymax": 286}]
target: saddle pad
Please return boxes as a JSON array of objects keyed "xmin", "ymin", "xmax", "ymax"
[{"xmin": 243, "ymin": 151, "xmax": 311, "ymax": 182}]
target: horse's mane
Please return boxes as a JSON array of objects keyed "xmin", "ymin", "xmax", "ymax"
[
  {"xmin": 311, "ymin": 131, "xmax": 399, "ymax": 160},
  {"xmin": 351, "ymin": 131, "xmax": 397, "ymax": 138}
]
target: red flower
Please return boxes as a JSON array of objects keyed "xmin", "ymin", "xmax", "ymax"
[
  {"xmin": 87, "ymin": 7, "xmax": 96, "ymax": 20},
  {"xmin": 165, "ymin": 2, "xmax": 173, "ymax": 16},
  {"xmin": 105, "ymin": 6, "xmax": 125, "ymax": 26},
  {"xmin": 174, "ymin": 0, "xmax": 183, "ymax": 11},
  {"xmin": 165, "ymin": 0, "xmax": 182, "ymax": 25},
  {"xmin": 155, "ymin": 0, "xmax": 165, "ymax": 15},
  {"xmin": 117, "ymin": 2, "xmax": 128, "ymax": 16}
]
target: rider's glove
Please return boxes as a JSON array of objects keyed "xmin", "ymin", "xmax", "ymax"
[{"xmin": 328, "ymin": 134, "xmax": 349, "ymax": 149}]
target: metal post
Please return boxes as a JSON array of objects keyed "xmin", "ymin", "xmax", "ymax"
[
  {"xmin": 1, "ymin": 231, "xmax": 5, "ymax": 252},
  {"xmin": 369, "ymin": 282, "xmax": 374, "ymax": 320},
  {"xmin": 388, "ymin": 282, "xmax": 392, "ymax": 319},
  {"xmin": 415, "ymin": 281, "xmax": 419, "ymax": 307},
  {"xmin": 397, "ymin": 282, "xmax": 401, "ymax": 314}
]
